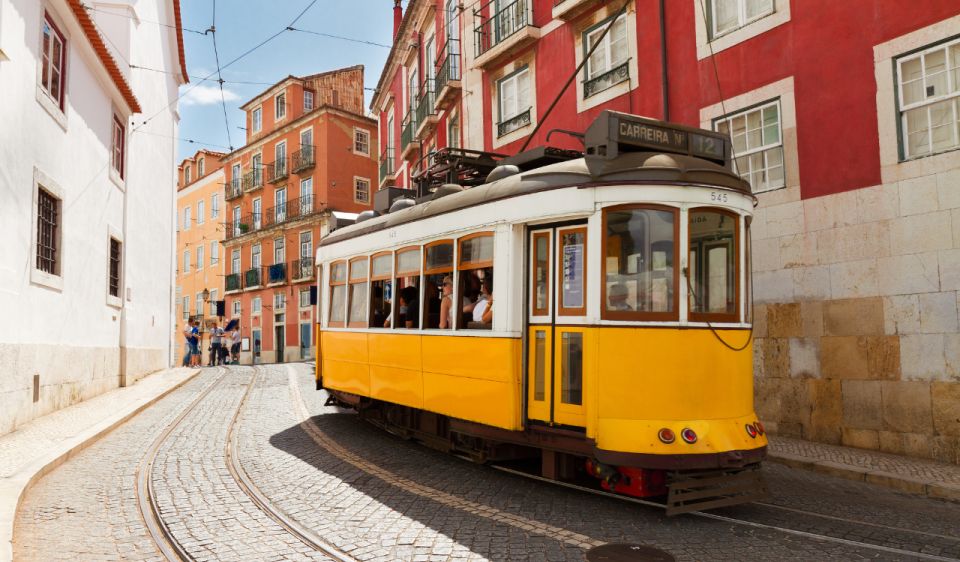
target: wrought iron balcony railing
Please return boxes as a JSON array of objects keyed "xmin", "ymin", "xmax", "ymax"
[
  {"xmin": 266, "ymin": 263, "xmax": 287, "ymax": 284},
  {"xmin": 291, "ymin": 257, "xmax": 315, "ymax": 280},
  {"xmin": 401, "ymin": 111, "xmax": 417, "ymax": 152},
  {"xmin": 416, "ymin": 81, "xmax": 436, "ymax": 127},
  {"xmin": 475, "ymin": 0, "xmax": 533, "ymax": 58},
  {"xmin": 225, "ymin": 273, "xmax": 241, "ymax": 292},
  {"xmin": 244, "ymin": 267, "xmax": 262, "ymax": 288},
  {"xmin": 242, "ymin": 167, "xmax": 263, "ymax": 192},
  {"xmin": 435, "ymin": 38, "xmax": 461, "ymax": 94},
  {"xmin": 380, "ymin": 149, "xmax": 395, "ymax": 183},
  {"xmin": 291, "ymin": 145, "xmax": 315, "ymax": 173},
  {"xmin": 224, "ymin": 197, "xmax": 317, "ymax": 240},
  {"xmin": 497, "ymin": 107, "xmax": 532, "ymax": 137},
  {"xmin": 584, "ymin": 61, "xmax": 630, "ymax": 99},
  {"xmin": 267, "ymin": 158, "xmax": 288, "ymax": 183},
  {"xmin": 226, "ymin": 177, "xmax": 243, "ymax": 200}
]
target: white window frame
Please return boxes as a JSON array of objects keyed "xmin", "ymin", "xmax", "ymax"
[
  {"xmin": 252, "ymin": 243, "xmax": 262, "ymax": 269},
  {"xmin": 496, "ymin": 66, "xmax": 532, "ymax": 137},
  {"xmin": 198, "ymin": 157, "xmax": 205, "ymax": 176},
  {"xmin": 300, "ymin": 288, "xmax": 311, "ymax": 309},
  {"xmin": 275, "ymin": 91, "xmax": 287, "ymax": 121},
  {"xmin": 231, "ymin": 248, "xmax": 241, "ymax": 274},
  {"xmin": 184, "ymin": 165, "xmax": 192, "ymax": 185},
  {"xmin": 30, "ymin": 168, "xmax": 64, "ymax": 291},
  {"xmin": 232, "ymin": 205, "xmax": 241, "ymax": 237},
  {"xmin": 252, "ymin": 296, "xmax": 262, "ymax": 315},
  {"xmin": 713, "ymin": 99, "xmax": 785, "ymax": 193},
  {"xmin": 583, "ymin": 14, "xmax": 629, "ymax": 85},
  {"xmin": 275, "ymin": 140, "xmax": 287, "ymax": 175},
  {"xmin": 183, "ymin": 296, "xmax": 190, "ymax": 320},
  {"xmin": 694, "ymin": 0, "xmax": 790, "ymax": 60},
  {"xmin": 195, "ymin": 293, "xmax": 203, "ymax": 318},
  {"xmin": 709, "ymin": 0, "xmax": 775, "ymax": 40},
  {"xmin": 354, "ymin": 176, "xmax": 371, "ymax": 204},
  {"xmin": 304, "ymin": 89, "xmax": 315, "ymax": 111},
  {"xmin": 196, "ymin": 245, "xmax": 204, "ymax": 270},
  {"xmin": 210, "ymin": 240, "xmax": 219, "ymax": 266},
  {"xmin": 233, "ymin": 300, "xmax": 241, "ymax": 316},
  {"xmin": 274, "ymin": 237, "xmax": 285, "ymax": 265},
  {"xmin": 183, "ymin": 249, "xmax": 190, "ymax": 273},
  {"xmin": 183, "ymin": 206, "xmax": 192, "ymax": 230},
  {"xmin": 253, "ymin": 197, "xmax": 262, "ymax": 230},
  {"xmin": 252, "ymin": 107, "xmax": 262, "ymax": 133},
  {"xmin": 274, "ymin": 291, "xmax": 286, "ymax": 310},
  {"xmin": 354, "ymin": 128, "xmax": 370, "ymax": 156},
  {"xmin": 197, "ymin": 199, "xmax": 205, "ymax": 224},
  {"xmin": 209, "ymin": 289, "xmax": 218, "ymax": 316},
  {"xmin": 211, "ymin": 193, "xmax": 219, "ymax": 218},
  {"xmin": 896, "ymin": 36, "xmax": 960, "ymax": 160}
]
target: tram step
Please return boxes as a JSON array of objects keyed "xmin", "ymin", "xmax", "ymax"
[{"xmin": 665, "ymin": 465, "xmax": 769, "ymax": 516}]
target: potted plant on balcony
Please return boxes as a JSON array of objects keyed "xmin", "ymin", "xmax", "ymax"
[{"xmin": 238, "ymin": 223, "xmax": 250, "ymax": 233}]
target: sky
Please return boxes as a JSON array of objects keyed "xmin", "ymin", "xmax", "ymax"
[{"xmin": 175, "ymin": 1, "xmax": 399, "ymax": 160}]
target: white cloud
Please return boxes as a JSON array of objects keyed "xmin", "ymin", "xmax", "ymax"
[{"xmin": 180, "ymin": 84, "xmax": 241, "ymax": 106}]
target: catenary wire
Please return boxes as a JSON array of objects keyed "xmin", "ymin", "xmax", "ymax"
[
  {"xmin": 209, "ymin": 0, "xmax": 234, "ymax": 151},
  {"xmin": 81, "ymin": 3, "xmax": 207, "ymax": 35}
]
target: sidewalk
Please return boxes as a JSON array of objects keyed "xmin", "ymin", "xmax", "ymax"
[
  {"xmin": 0, "ymin": 367, "xmax": 199, "ymax": 562},
  {"xmin": 768, "ymin": 435, "xmax": 960, "ymax": 502}
]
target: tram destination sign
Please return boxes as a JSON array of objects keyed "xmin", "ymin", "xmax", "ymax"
[{"xmin": 585, "ymin": 110, "xmax": 730, "ymax": 166}]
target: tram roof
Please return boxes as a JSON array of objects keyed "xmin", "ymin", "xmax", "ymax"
[{"xmin": 320, "ymin": 151, "xmax": 752, "ymax": 248}]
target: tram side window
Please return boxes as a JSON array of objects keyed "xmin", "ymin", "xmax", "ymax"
[
  {"xmin": 689, "ymin": 209, "xmax": 738, "ymax": 321},
  {"xmin": 347, "ymin": 257, "xmax": 369, "ymax": 327},
  {"xmin": 458, "ymin": 234, "xmax": 494, "ymax": 329},
  {"xmin": 603, "ymin": 206, "xmax": 677, "ymax": 319},
  {"xmin": 394, "ymin": 248, "xmax": 421, "ymax": 329},
  {"xmin": 328, "ymin": 261, "xmax": 347, "ymax": 327},
  {"xmin": 369, "ymin": 253, "xmax": 393, "ymax": 328},
  {"xmin": 424, "ymin": 241, "xmax": 454, "ymax": 329}
]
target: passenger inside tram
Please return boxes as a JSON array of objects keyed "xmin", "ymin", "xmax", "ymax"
[
  {"xmin": 469, "ymin": 277, "xmax": 493, "ymax": 328},
  {"xmin": 439, "ymin": 275, "xmax": 454, "ymax": 329},
  {"xmin": 397, "ymin": 285, "xmax": 419, "ymax": 329},
  {"xmin": 607, "ymin": 283, "xmax": 633, "ymax": 311}
]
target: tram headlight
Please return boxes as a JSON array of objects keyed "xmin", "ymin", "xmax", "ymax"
[
  {"xmin": 658, "ymin": 428, "xmax": 675, "ymax": 444},
  {"xmin": 680, "ymin": 428, "xmax": 697, "ymax": 444}
]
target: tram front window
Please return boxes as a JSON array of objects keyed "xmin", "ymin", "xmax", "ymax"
[
  {"xmin": 603, "ymin": 207, "xmax": 677, "ymax": 319},
  {"xmin": 689, "ymin": 209, "xmax": 738, "ymax": 320}
]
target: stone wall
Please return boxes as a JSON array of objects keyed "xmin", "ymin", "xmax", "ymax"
[{"xmin": 751, "ymin": 170, "xmax": 960, "ymax": 465}]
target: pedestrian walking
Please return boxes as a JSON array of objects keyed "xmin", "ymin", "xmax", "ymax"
[
  {"xmin": 189, "ymin": 321, "xmax": 201, "ymax": 367},
  {"xmin": 230, "ymin": 325, "xmax": 241, "ymax": 364}
]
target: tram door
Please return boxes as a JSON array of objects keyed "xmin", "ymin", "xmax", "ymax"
[{"xmin": 527, "ymin": 225, "xmax": 588, "ymax": 429}]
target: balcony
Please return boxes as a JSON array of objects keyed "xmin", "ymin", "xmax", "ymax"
[
  {"xmin": 265, "ymin": 263, "xmax": 287, "ymax": 285},
  {"xmin": 225, "ymin": 177, "xmax": 243, "ymax": 201},
  {"xmin": 267, "ymin": 158, "xmax": 288, "ymax": 183},
  {"xmin": 584, "ymin": 61, "xmax": 630, "ymax": 99},
  {"xmin": 552, "ymin": 0, "xmax": 592, "ymax": 20},
  {"xmin": 242, "ymin": 167, "xmax": 263, "ymax": 193},
  {"xmin": 434, "ymin": 38, "xmax": 462, "ymax": 110},
  {"xmin": 225, "ymin": 273, "xmax": 241, "ymax": 292},
  {"xmin": 473, "ymin": 0, "xmax": 539, "ymax": 69},
  {"xmin": 415, "ymin": 81, "xmax": 438, "ymax": 138},
  {"xmin": 291, "ymin": 258, "xmax": 314, "ymax": 281},
  {"xmin": 291, "ymin": 145, "xmax": 315, "ymax": 173},
  {"xmin": 379, "ymin": 149, "xmax": 397, "ymax": 186},
  {"xmin": 400, "ymin": 111, "xmax": 418, "ymax": 160},
  {"xmin": 244, "ymin": 267, "xmax": 261, "ymax": 289},
  {"xmin": 497, "ymin": 107, "xmax": 532, "ymax": 138}
]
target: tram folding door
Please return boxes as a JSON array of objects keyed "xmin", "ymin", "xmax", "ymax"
[{"xmin": 526, "ymin": 226, "xmax": 588, "ymax": 430}]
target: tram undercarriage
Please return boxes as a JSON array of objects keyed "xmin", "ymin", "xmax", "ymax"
[{"xmin": 326, "ymin": 391, "xmax": 768, "ymax": 516}]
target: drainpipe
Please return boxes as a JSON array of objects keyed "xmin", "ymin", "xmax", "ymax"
[{"xmin": 659, "ymin": 0, "xmax": 669, "ymax": 121}]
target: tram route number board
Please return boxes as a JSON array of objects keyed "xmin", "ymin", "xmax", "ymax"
[{"xmin": 614, "ymin": 115, "xmax": 726, "ymax": 162}]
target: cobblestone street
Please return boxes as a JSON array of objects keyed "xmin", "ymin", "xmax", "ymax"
[{"xmin": 12, "ymin": 364, "xmax": 960, "ymax": 561}]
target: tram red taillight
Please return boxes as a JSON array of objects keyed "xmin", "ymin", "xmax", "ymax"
[
  {"xmin": 658, "ymin": 428, "xmax": 675, "ymax": 444},
  {"xmin": 680, "ymin": 428, "xmax": 697, "ymax": 444},
  {"xmin": 745, "ymin": 423, "xmax": 758, "ymax": 438},
  {"xmin": 755, "ymin": 421, "xmax": 765, "ymax": 435}
]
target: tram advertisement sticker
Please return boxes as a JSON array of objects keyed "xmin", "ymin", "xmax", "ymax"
[{"xmin": 563, "ymin": 242, "xmax": 584, "ymax": 308}]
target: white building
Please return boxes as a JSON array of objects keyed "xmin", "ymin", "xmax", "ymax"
[{"xmin": 0, "ymin": 0, "xmax": 188, "ymax": 435}]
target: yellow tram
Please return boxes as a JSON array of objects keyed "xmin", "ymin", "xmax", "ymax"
[{"xmin": 315, "ymin": 111, "xmax": 768, "ymax": 514}]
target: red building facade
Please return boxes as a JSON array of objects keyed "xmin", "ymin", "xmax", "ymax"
[
  {"xmin": 372, "ymin": 1, "xmax": 960, "ymax": 463},
  {"xmin": 222, "ymin": 66, "xmax": 377, "ymax": 364}
]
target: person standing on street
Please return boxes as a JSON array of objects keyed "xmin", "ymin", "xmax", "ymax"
[
  {"xmin": 181, "ymin": 321, "xmax": 194, "ymax": 367},
  {"xmin": 209, "ymin": 323, "xmax": 223, "ymax": 366},
  {"xmin": 229, "ymin": 325, "xmax": 241, "ymax": 364}
]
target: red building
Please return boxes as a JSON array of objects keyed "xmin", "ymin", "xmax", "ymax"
[
  {"xmin": 222, "ymin": 66, "xmax": 377, "ymax": 364},
  {"xmin": 372, "ymin": 1, "xmax": 960, "ymax": 463}
]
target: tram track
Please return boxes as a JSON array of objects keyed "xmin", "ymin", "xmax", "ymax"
[
  {"xmin": 136, "ymin": 366, "xmax": 357, "ymax": 562},
  {"xmin": 488, "ymin": 464, "xmax": 960, "ymax": 562}
]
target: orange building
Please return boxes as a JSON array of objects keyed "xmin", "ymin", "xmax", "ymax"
[
  {"xmin": 175, "ymin": 149, "xmax": 226, "ymax": 364},
  {"xmin": 221, "ymin": 66, "xmax": 377, "ymax": 364}
]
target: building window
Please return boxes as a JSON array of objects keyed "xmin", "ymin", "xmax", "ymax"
[
  {"xmin": 252, "ymin": 296, "xmax": 262, "ymax": 314},
  {"xmin": 354, "ymin": 128, "xmax": 370, "ymax": 155},
  {"xmin": 276, "ymin": 92, "xmax": 286, "ymax": 120},
  {"xmin": 196, "ymin": 293, "xmax": 203, "ymax": 318},
  {"xmin": 232, "ymin": 300, "xmax": 241, "ymax": 316},
  {"xmin": 232, "ymin": 206, "xmax": 241, "ymax": 237},
  {"xmin": 354, "ymin": 177, "xmax": 370, "ymax": 204},
  {"xmin": 274, "ymin": 291, "xmax": 286, "ymax": 310},
  {"xmin": 197, "ymin": 245, "xmax": 204, "ymax": 270},
  {"xmin": 274, "ymin": 237, "xmax": 285, "ymax": 264},
  {"xmin": 183, "ymin": 206, "xmax": 191, "ymax": 230},
  {"xmin": 210, "ymin": 241, "xmax": 219, "ymax": 265},
  {"xmin": 108, "ymin": 238, "xmax": 121, "ymax": 298},
  {"xmin": 198, "ymin": 157, "xmax": 205, "ymax": 176},
  {"xmin": 714, "ymin": 99, "xmax": 784, "ymax": 193},
  {"xmin": 497, "ymin": 67, "xmax": 532, "ymax": 137},
  {"xmin": 253, "ymin": 197, "xmax": 261, "ymax": 229},
  {"xmin": 184, "ymin": 166, "xmax": 192, "ymax": 185},
  {"xmin": 40, "ymin": 14, "xmax": 66, "ymax": 108},
  {"xmin": 211, "ymin": 194, "xmax": 219, "ymax": 218},
  {"xmin": 448, "ymin": 115, "xmax": 460, "ymax": 149},
  {"xmin": 183, "ymin": 249, "xmax": 190, "ymax": 273},
  {"xmin": 583, "ymin": 15, "xmax": 629, "ymax": 98},
  {"xmin": 251, "ymin": 243, "xmax": 261, "ymax": 268},
  {"xmin": 209, "ymin": 289, "xmax": 218, "ymax": 315},
  {"xmin": 304, "ymin": 90, "xmax": 314, "ymax": 111},
  {"xmin": 709, "ymin": 0, "xmax": 774, "ymax": 39},
  {"xmin": 897, "ymin": 37, "xmax": 960, "ymax": 160},
  {"xmin": 35, "ymin": 188, "xmax": 60, "ymax": 275},
  {"xmin": 300, "ymin": 288, "xmax": 311, "ymax": 308},
  {"xmin": 197, "ymin": 199, "xmax": 205, "ymax": 224},
  {"xmin": 252, "ymin": 107, "xmax": 262, "ymax": 133},
  {"xmin": 183, "ymin": 296, "xmax": 190, "ymax": 320},
  {"xmin": 232, "ymin": 248, "xmax": 240, "ymax": 274},
  {"xmin": 111, "ymin": 116, "xmax": 125, "ymax": 179}
]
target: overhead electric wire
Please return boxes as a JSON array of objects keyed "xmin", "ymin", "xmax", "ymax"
[
  {"xmin": 287, "ymin": 27, "xmax": 391, "ymax": 49},
  {"xmin": 81, "ymin": 3, "xmax": 206, "ymax": 35},
  {"xmin": 132, "ymin": 129, "xmax": 232, "ymax": 150},
  {"xmin": 209, "ymin": 0, "xmax": 234, "ymax": 151}
]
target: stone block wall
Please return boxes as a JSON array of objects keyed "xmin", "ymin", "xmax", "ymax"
[{"xmin": 751, "ymin": 168, "xmax": 960, "ymax": 465}]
